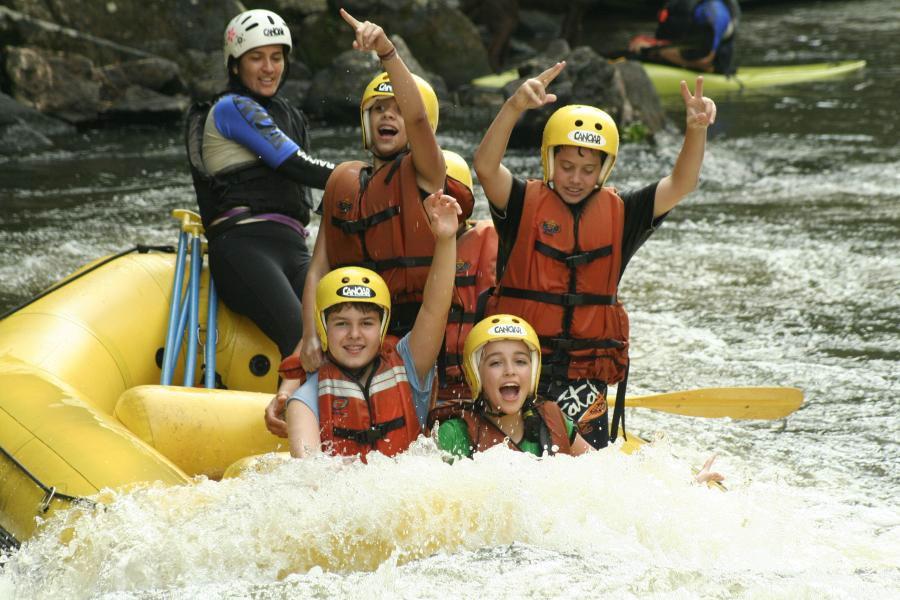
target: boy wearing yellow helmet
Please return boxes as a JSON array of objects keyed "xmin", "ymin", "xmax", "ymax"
[
  {"xmin": 273, "ymin": 190, "xmax": 462, "ymax": 459},
  {"xmin": 295, "ymin": 9, "xmax": 476, "ymax": 376},
  {"xmin": 473, "ymin": 61, "xmax": 716, "ymax": 449}
]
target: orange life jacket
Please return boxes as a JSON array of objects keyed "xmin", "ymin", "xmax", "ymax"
[
  {"xmin": 428, "ymin": 399, "xmax": 572, "ymax": 456},
  {"xmin": 322, "ymin": 152, "xmax": 475, "ymax": 311},
  {"xmin": 490, "ymin": 180, "xmax": 629, "ymax": 384},
  {"xmin": 440, "ymin": 220, "xmax": 498, "ymax": 401},
  {"xmin": 311, "ymin": 338, "xmax": 430, "ymax": 460}
]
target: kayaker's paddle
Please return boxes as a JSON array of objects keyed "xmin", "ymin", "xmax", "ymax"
[{"xmin": 624, "ymin": 387, "xmax": 803, "ymax": 420}]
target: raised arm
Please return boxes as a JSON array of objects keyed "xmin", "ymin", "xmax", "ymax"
[
  {"xmin": 473, "ymin": 62, "xmax": 565, "ymax": 212},
  {"xmin": 653, "ymin": 76, "xmax": 716, "ymax": 217},
  {"xmin": 297, "ymin": 223, "xmax": 330, "ymax": 372},
  {"xmin": 340, "ymin": 8, "xmax": 445, "ymax": 192},
  {"xmin": 407, "ymin": 190, "xmax": 462, "ymax": 381}
]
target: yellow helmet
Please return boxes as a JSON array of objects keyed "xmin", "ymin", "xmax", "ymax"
[
  {"xmin": 315, "ymin": 267, "xmax": 391, "ymax": 352},
  {"xmin": 462, "ymin": 315, "xmax": 542, "ymax": 400},
  {"xmin": 360, "ymin": 72, "xmax": 439, "ymax": 149},
  {"xmin": 540, "ymin": 105, "xmax": 619, "ymax": 186},
  {"xmin": 442, "ymin": 149, "xmax": 473, "ymax": 192}
]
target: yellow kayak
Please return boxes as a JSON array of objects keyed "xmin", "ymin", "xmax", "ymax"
[{"xmin": 471, "ymin": 59, "xmax": 867, "ymax": 95}]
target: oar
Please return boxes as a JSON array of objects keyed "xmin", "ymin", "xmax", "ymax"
[{"xmin": 624, "ymin": 387, "xmax": 803, "ymax": 420}]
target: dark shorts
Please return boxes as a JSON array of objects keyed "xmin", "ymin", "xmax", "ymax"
[{"xmin": 208, "ymin": 221, "xmax": 310, "ymax": 357}]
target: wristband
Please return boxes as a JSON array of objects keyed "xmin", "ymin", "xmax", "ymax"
[{"xmin": 378, "ymin": 47, "xmax": 397, "ymax": 61}]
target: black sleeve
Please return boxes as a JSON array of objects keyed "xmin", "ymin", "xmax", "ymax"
[
  {"xmin": 620, "ymin": 181, "xmax": 666, "ymax": 275},
  {"xmin": 489, "ymin": 176, "xmax": 527, "ymax": 279},
  {"xmin": 275, "ymin": 150, "xmax": 335, "ymax": 190}
]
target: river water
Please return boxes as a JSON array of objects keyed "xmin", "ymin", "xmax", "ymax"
[{"xmin": 1, "ymin": 1, "xmax": 898, "ymax": 597}]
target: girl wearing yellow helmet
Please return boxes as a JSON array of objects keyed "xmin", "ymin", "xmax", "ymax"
[
  {"xmin": 431, "ymin": 315, "xmax": 726, "ymax": 486},
  {"xmin": 473, "ymin": 61, "xmax": 716, "ymax": 450},
  {"xmin": 430, "ymin": 315, "xmax": 594, "ymax": 458}
]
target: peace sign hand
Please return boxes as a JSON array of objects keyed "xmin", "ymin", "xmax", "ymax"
[
  {"xmin": 340, "ymin": 8, "xmax": 393, "ymax": 57},
  {"xmin": 680, "ymin": 76, "xmax": 717, "ymax": 130},
  {"xmin": 510, "ymin": 61, "xmax": 566, "ymax": 112}
]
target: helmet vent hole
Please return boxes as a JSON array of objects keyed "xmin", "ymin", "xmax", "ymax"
[
  {"xmin": 267, "ymin": 16, "xmax": 275, "ymax": 24},
  {"xmin": 491, "ymin": 318, "xmax": 500, "ymax": 323},
  {"xmin": 341, "ymin": 277, "xmax": 350, "ymax": 284},
  {"xmin": 575, "ymin": 119, "xmax": 583, "ymax": 127},
  {"xmin": 245, "ymin": 23, "xmax": 258, "ymax": 31},
  {"xmin": 362, "ymin": 277, "xmax": 370, "ymax": 283},
  {"xmin": 595, "ymin": 122, "xmax": 602, "ymax": 130}
]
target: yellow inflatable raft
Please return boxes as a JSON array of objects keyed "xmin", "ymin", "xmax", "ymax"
[
  {"xmin": 0, "ymin": 248, "xmax": 289, "ymax": 548},
  {"xmin": 0, "ymin": 245, "xmax": 653, "ymax": 550}
]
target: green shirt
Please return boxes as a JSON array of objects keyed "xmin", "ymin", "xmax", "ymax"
[{"xmin": 436, "ymin": 415, "xmax": 576, "ymax": 458}]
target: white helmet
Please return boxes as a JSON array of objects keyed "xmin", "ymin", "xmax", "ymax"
[{"xmin": 223, "ymin": 9, "xmax": 293, "ymax": 68}]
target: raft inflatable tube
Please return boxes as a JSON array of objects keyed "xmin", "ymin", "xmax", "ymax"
[
  {"xmin": 0, "ymin": 249, "xmax": 285, "ymax": 548},
  {"xmin": 471, "ymin": 59, "xmax": 866, "ymax": 96}
]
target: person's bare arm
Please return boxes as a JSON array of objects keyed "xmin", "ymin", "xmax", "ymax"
[
  {"xmin": 296, "ymin": 224, "xmax": 330, "ymax": 372},
  {"xmin": 653, "ymin": 76, "xmax": 716, "ymax": 217},
  {"xmin": 264, "ymin": 377, "xmax": 303, "ymax": 437},
  {"xmin": 474, "ymin": 62, "xmax": 565, "ymax": 212},
  {"xmin": 657, "ymin": 46, "xmax": 716, "ymax": 73},
  {"xmin": 286, "ymin": 400, "xmax": 321, "ymax": 458},
  {"xmin": 407, "ymin": 190, "xmax": 462, "ymax": 381}
]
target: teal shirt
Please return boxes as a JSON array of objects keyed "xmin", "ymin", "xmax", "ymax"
[{"xmin": 437, "ymin": 415, "xmax": 576, "ymax": 458}]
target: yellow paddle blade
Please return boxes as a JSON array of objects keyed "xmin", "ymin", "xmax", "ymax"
[{"xmin": 625, "ymin": 387, "xmax": 804, "ymax": 419}]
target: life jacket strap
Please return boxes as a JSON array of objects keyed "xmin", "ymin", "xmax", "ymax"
[
  {"xmin": 447, "ymin": 305, "xmax": 478, "ymax": 324},
  {"xmin": 498, "ymin": 286, "xmax": 617, "ymax": 307},
  {"xmin": 344, "ymin": 256, "xmax": 433, "ymax": 272},
  {"xmin": 332, "ymin": 205, "xmax": 401, "ymax": 234},
  {"xmin": 454, "ymin": 274, "xmax": 477, "ymax": 287},
  {"xmin": 535, "ymin": 240, "xmax": 613, "ymax": 267},
  {"xmin": 333, "ymin": 416, "xmax": 406, "ymax": 445},
  {"xmin": 539, "ymin": 335, "xmax": 626, "ymax": 351}
]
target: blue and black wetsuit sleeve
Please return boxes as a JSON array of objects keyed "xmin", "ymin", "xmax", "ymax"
[{"xmin": 213, "ymin": 95, "xmax": 334, "ymax": 188}]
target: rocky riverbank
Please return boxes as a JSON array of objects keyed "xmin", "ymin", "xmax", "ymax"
[{"xmin": 0, "ymin": 0, "xmax": 670, "ymax": 154}]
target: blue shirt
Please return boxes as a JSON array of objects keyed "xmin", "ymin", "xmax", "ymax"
[
  {"xmin": 211, "ymin": 93, "xmax": 300, "ymax": 169},
  {"xmin": 288, "ymin": 333, "xmax": 436, "ymax": 428},
  {"xmin": 695, "ymin": 0, "xmax": 734, "ymax": 52}
]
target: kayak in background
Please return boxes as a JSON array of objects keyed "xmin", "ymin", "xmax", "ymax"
[
  {"xmin": 642, "ymin": 59, "xmax": 867, "ymax": 95},
  {"xmin": 471, "ymin": 59, "xmax": 867, "ymax": 96}
]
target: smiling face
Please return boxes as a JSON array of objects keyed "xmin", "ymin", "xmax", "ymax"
[
  {"xmin": 324, "ymin": 303, "xmax": 383, "ymax": 371},
  {"xmin": 367, "ymin": 97, "xmax": 408, "ymax": 157},
  {"xmin": 478, "ymin": 339, "xmax": 534, "ymax": 415},
  {"xmin": 551, "ymin": 145, "xmax": 604, "ymax": 205},
  {"xmin": 236, "ymin": 44, "xmax": 284, "ymax": 97}
]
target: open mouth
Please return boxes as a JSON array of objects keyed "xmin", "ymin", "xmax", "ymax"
[
  {"xmin": 377, "ymin": 125, "xmax": 398, "ymax": 140},
  {"xmin": 499, "ymin": 383, "xmax": 520, "ymax": 402}
]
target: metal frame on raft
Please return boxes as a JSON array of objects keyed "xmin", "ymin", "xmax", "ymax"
[{"xmin": 160, "ymin": 209, "xmax": 219, "ymax": 388}]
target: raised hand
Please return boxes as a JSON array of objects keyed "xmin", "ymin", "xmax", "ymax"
[
  {"xmin": 680, "ymin": 76, "xmax": 717, "ymax": 129},
  {"xmin": 423, "ymin": 189, "xmax": 462, "ymax": 240},
  {"xmin": 510, "ymin": 61, "xmax": 566, "ymax": 112},
  {"xmin": 694, "ymin": 453, "xmax": 725, "ymax": 485},
  {"xmin": 340, "ymin": 8, "xmax": 393, "ymax": 57}
]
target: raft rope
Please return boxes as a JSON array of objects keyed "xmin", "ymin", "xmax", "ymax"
[
  {"xmin": 0, "ymin": 244, "xmax": 175, "ymax": 322},
  {"xmin": 0, "ymin": 445, "xmax": 97, "ymax": 513}
]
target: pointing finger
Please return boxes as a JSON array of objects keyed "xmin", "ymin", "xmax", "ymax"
[
  {"xmin": 339, "ymin": 8, "xmax": 361, "ymax": 29},
  {"xmin": 537, "ymin": 61, "xmax": 566, "ymax": 87}
]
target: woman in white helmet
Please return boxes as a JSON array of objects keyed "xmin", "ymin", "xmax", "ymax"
[
  {"xmin": 473, "ymin": 61, "xmax": 716, "ymax": 450},
  {"xmin": 184, "ymin": 9, "xmax": 335, "ymax": 359}
]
